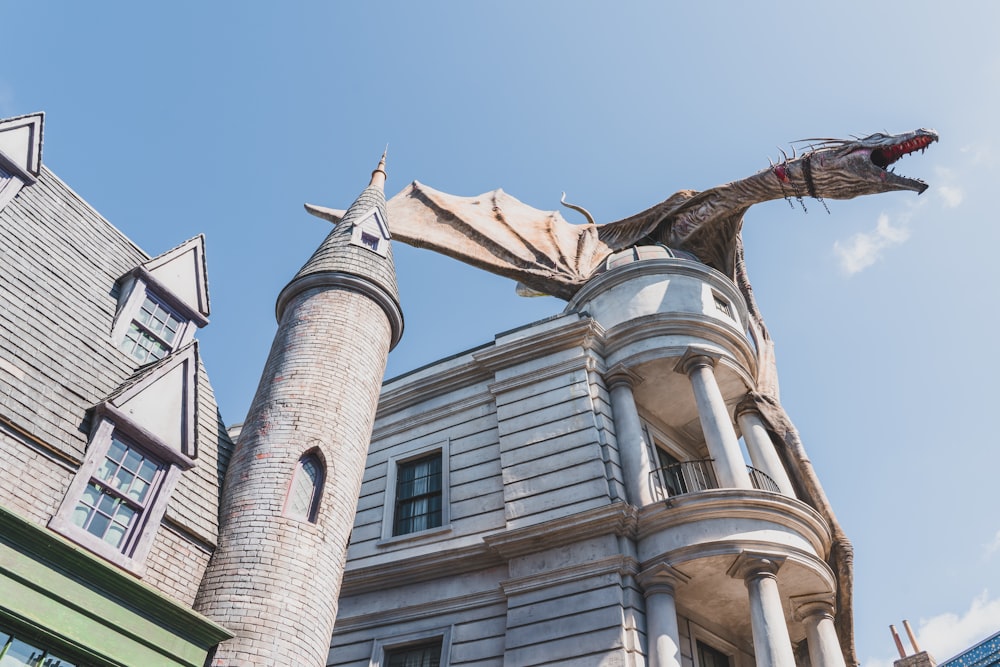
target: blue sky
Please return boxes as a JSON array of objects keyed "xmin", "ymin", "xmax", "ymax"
[{"xmin": 4, "ymin": 2, "xmax": 999, "ymax": 663}]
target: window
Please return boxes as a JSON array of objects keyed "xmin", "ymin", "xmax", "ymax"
[
  {"xmin": 349, "ymin": 207, "xmax": 390, "ymax": 256},
  {"xmin": 285, "ymin": 452, "xmax": 324, "ymax": 522},
  {"xmin": 0, "ymin": 628, "xmax": 77, "ymax": 667},
  {"xmin": 119, "ymin": 294, "xmax": 184, "ymax": 363},
  {"xmin": 385, "ymin": 639, "xmax": 442, "ymax": 667},
  {"xmin": 696, "ymin": 640, "xmax": 731, "ymax": 667},
  {"xmin": 71, "ymin": 433, "xmax": 163, "ymax": 551},
  {"xmin": 394, "ymin": 453, "xmax": 442, "ymax": 536},
  {"xmin": 371, "ymin": 628, "xmax": 451, "ymax": 667},
  {"xmin": 50, "ymin": 410, "xmax": 191, "ymax": 574},
  {"xmin": 713, "ymin": 292, "xmax": 733, "ymax": 319}
]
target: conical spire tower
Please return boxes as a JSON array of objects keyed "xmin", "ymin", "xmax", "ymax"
[{"xmin": 196, "ymin": 157, "xmax": 402, "ymax": 666}]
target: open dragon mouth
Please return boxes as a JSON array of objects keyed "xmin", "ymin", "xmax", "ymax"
[{"xmin": 870, "ymin": 133, "xmax": 937, "ymax": 169}]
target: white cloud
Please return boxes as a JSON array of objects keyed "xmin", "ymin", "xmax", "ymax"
[
  {"xmin": 985, "ymin": 530, "xmax": 1000, "ymax": 559},
  {"xmin": 862, "ymin": 591, "xmax": 1000, "ymax": 667},
  {"xmin": 937, "ymin": 185, "xmax": 964, "ymax": 208},
  {"xmin": 916, "ymin": 590, "xmax": 1000, "ymax": 660},
  {"xmin": 833, "ymin": 213, "xmax": 911, "ymax": 275}
]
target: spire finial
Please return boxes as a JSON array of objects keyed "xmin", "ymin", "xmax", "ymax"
[{"xmin": 369, "ymin": 146, "xmax": 388, "ymax": 191}]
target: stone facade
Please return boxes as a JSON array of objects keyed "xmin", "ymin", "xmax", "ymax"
[
  {"xmin": 0, "ymin": 111, "xmax": 854, "ymax": 667},
  {"xmin": 331, "ymin": 249, "xmax": 847, "ymax": 666}
]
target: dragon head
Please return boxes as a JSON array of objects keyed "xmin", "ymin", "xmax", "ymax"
[{"xmin": 772, "ymin": 128, "xmax": 938, "ymax": 199}]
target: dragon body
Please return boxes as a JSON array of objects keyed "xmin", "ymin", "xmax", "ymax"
[{"xmin": 305, "ymin": 129, "xmax": 937, "ymax": 666}]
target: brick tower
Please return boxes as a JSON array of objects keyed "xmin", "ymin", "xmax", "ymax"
[{"xmin": 196, "ymin": 157, "xmax": 402, "ymax": 666}]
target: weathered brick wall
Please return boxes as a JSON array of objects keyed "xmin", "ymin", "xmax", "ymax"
[
  {"xmin": 0, "ymin": 430, "xmax": 73, "ymax": 526},
  {"xmin": 143, "ymin": 524, "xmax": 212, "ymax": 606},
  {"xmin": 196, "ymin": 284, "xmax": 391, "ymax": 667}
]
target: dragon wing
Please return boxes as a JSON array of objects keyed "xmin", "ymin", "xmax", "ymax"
[
  {"xmin": 307, "ymin": 181, "xmax": 678, "ymax": 300},
  {"xmin": 384, "ymin": 182, "xmax": 613, "ymax": 299}
]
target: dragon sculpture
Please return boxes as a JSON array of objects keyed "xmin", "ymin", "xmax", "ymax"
[{"xmin": 306, "ymin": 128, "xmax": 938, "ymax": 665}]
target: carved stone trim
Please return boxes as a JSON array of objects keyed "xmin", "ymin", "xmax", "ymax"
[
  {"xmin": 483, "ymin": 502, "xmax": 638, "ymax": 559},
  {"xmin": 472, "ymin": 317, "xmax": 606, "ymax": 372},
  {"xmin": 335, "ymin": 589, "xmax": 505, "ymax": 632},
  {"xmin": 791, "ymin": 592, "xmax": 838, "ymax": 622},
  {"xmin": 340, "ymin": 542, "xmax": 503, "ymax": 597},
  {"xmin": 499, "ymin": 554, "xmax": 640, "ymax": 597},
  {"xmin": 727, "ymin": 550, "xmax": 787, "ymax": 582}
]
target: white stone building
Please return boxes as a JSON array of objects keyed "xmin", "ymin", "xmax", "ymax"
[{"xmin": 330, "ymin": 246, "xmax": 847, "ymax": 667}]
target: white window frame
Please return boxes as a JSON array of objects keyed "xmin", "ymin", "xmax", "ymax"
[
  {"xmin": 49, "ymin": 405, "xmax": 193, "ymax": 575},
  {"xmin": 379, "ymin": 440, "xmax": 451, "ymax": 543},
  {"xmin": 370, "ymin": 626, "xmax": 453, "ymax": 667},
  {"xmin": 111, "ymin": 272, "xmax": 201, "ymax": 364}
]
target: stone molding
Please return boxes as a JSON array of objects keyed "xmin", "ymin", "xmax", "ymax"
[
  {"xmin": 377, "ymin": 361, "xmax": 494, "ymax": 419},
  {"xmin": 727, "ymin": 550, "xmax": 787, "ymax": 582},
  {"xmin": 483, "ymin": 502, "xmax": 638, "ymax": 559},
  {"xmin": 499, "ymin": 554, "xmax": 640, "ymax": 598},
  {"xmin": 473, "ymin": 317, "xmax": 606, "ymax": 372},
  {"xmin": 791, "ymin": 592, "xmax": 838, "ymax": 621},
  {"xmin": 340, "ymin": 542, "xmax": 504, "ymax": 597},
  {"xmin": 602, "ymin": 319, "xmax": 756, "ymax": 388},
  {"xmin": 637, "ymin": 489, "xmax": 832, "ymax": 555},
  {"xmin": 372, "ymin": 389, "xmax": 495, "ymax": 440},
  {"xmin": 566, "ymin": 258, "xmax": 748, "ymax": 326},
  {"xmin": 275, "ymin": 271, "xmax": 403, "ymax": 349},
  {"xmin": 488, "ymin": 354, "xmax": 600, "ymax": 396},
  {"xmin": 605, "ymin": 363, "xmax": 644, "ymax": 389},
  {"xmin": 636, "ymin": 562, "xmax": 691, "ymax": 596},
  {"xmin": 335, "ymin": 589, "xmax": 504, "ymax": 632}
]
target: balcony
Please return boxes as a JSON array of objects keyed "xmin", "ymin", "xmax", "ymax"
[{"xmin": 649, "ymin": 459, "xmax": 779, "ymax": 501}]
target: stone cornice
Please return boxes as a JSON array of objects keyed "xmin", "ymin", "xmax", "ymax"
[
  {"xmin": 473, "ymin": 317, "xmax": 606, "ymax": 372},
  {"xmin": 568, "ymin": 258, "xmax": 748, "ymax": 325},
  {"xmin": 603, "ymin": 312, "xmax": 756, "ymax": 380},
  {"xmin": 372, "ymin": 389, "xmax": 495, "ymax": 441},
  {"xmin": 275, "ymin": 271, "xmax": 403, "ymax": 349},
  {"xmin": 637, "ymin": 489, "xmax": 832, "ymax": 555},
  {"xmin": 340, "ymin": 542, "xmax": 504, "ymax": 597},
  {"xmin": 483, "ymin": 502, "xmax": 638, "ymax": 559},
  {"xmin": 499, "ymin": 554, "xmax": 640, "ymax": 597},
  {"xmin": 377, "ymin": 362, "xmax": 494, "ymax": 419},
  {"xmin": 334, "ymin": 588, "xmax": 506, "ymax": 632},
  {"xmin": 488, "ymin": 354, "xmax": 600, "ymax": 396}
]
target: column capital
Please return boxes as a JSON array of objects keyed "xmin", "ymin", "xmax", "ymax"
[
  {"xmin": 606, "ymin": 364, "xmax": 644, "ymax": 389},
  {"xmin": 674, "ymin": 347, "xmax": 722, "ymax": 376},
  {"xmin": 791, "ymin": 593, "xmax": 837, "ymax": 622},
  {"xmin": 727, "ymin": 551, "xmax": 786, "ymax": 583},
  {"xmin": 734, "ymin": 395, "xmax": 763, "ymax": 419},
  {"xmin": 637, "ymin": 562, "xmax": 691, "ymax": 597}
]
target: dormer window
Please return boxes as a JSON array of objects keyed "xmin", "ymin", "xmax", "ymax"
[
  {"xmin": 111, "ymin": 235, "xmax": 211, "ymax": 365},
  {"xmin": 349, "ymin": 207, "xmax": 390, "ymax": 257},
  {"xmin": 120, "ymin": 293, "xmax": 186, "ymax": 363}
]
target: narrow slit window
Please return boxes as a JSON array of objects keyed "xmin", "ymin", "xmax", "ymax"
[{"xmin": 286, "ymin": 453, "xmax": 324, "ymax": 522}]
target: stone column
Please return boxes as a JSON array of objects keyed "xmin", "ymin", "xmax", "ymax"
[
  {"xmin": 675, "ymin": 351, "xmax": 752, "ymax": 489},
  {"xmin": 729, "ymin": 553, "xmax": 796, "ymax": 667},
  {"xmin": 607, "ymin": 366, "xmax": 657, "ymax": 506},
  {"xmin": 793, "ymin": 595, "xmax": 847, "ymax": 667},
  {"xmin": 637, "ymin": 564, "xmax": 689, "ymax": 667},
  {"xmin": 735, "ymin": 404, "xmax": 796, "ymax": 497}
]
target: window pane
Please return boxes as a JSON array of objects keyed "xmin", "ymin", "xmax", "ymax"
[
  {"xmin": 286, "ymin": 455, "xmax": 323, "ymax": 521},
  {"xmin": 0, "ymin": 637, "xmax": 44, "ymax": 667},
  {"xmin": 385, "ymin": 639, "xmax": 442, "ymax": 667},
  {"xmin": 394, "ymin": 452, "xmax": 443, "ymax": 535}
]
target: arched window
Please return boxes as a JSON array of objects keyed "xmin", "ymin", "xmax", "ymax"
[{"xmin": 285, "ymin": 452, "xmax": 324, "ymax": 522}]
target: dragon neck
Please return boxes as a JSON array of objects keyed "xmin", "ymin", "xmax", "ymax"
[{"xmin": 669, "ymin": 165, "xmax": 799, "ymax": 243}]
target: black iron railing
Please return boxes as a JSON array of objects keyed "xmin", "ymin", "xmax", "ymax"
[{"xmin": 650, "ymin": 460, "xmax": 780, "ymax": 500}]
